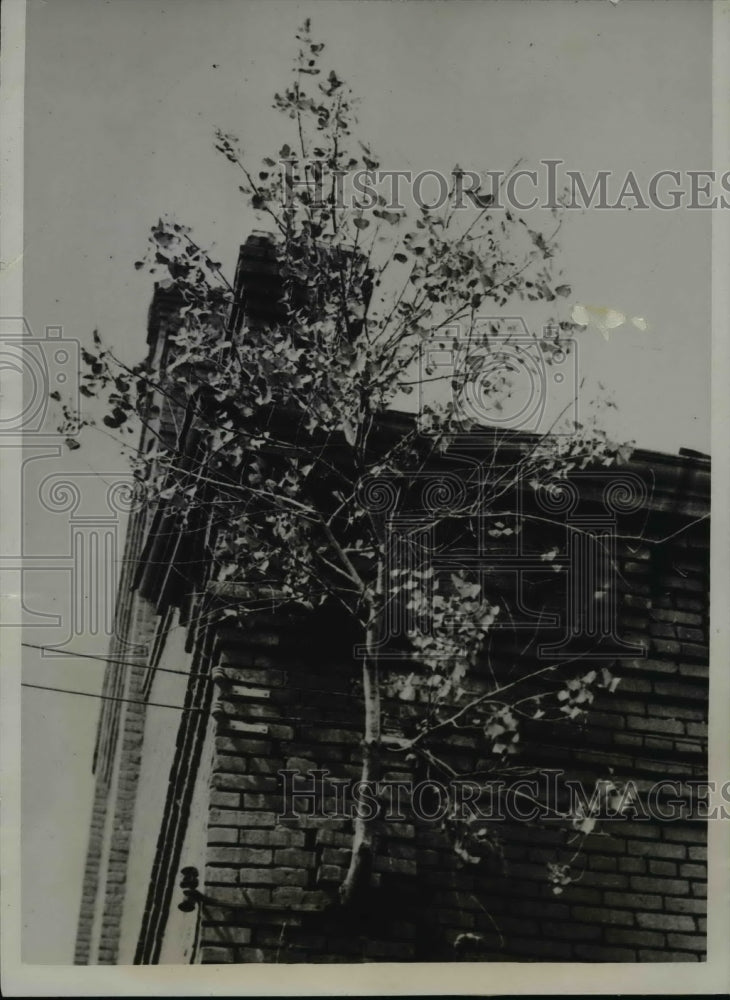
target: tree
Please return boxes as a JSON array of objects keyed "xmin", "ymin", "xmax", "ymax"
[{"xmin": 64, "ymin": 20, "xmax": 635, "ymax": 914}]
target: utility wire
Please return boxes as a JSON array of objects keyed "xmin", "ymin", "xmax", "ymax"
[
  {"xmin": 21, "ymin": 642, "xmax": 209, "ymax": 680},
  {"xmin": 21, "ymin": 681, "xmax": 203, "ymax": 713}
]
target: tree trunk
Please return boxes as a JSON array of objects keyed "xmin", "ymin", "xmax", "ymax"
[{"xmin": 339, "ymin": 574, "xmax": 382, "ymax": 906}]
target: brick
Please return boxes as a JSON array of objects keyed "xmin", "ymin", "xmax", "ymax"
[
  {"xmin": 631, "ymin": 876, "xmax": 689, "ymax": 896},
  {"xmin": 614, "ymin": 733, "xmax": 644, "ymax": 748},
  {"xmin": 664, "ymin": 897, "xmax": 706, "ymax": 915},
  {"xmin": 640, "ymin": 948, "xmax": 698, "ymax": 961},
  {"xmin": 637, "ymin": 912, "xmax": 695, "ymax": 932},
  {"xmin": 321, "ymin": 847, "xmax": 350, "ymax": 866},
  {"xmin": 648, "ymin": 860, "xmax": 677, "ymax": 876},
  {"xmin": 209, "ymin": 809, "xmax": 276, "ymax": 828},
  {"xmin": 679, "ymin": 662, "xmax": 709, "ymax": 680},
  {"xmin": 510, "ymin": 899, "xmax": 569, "ymax": 920},
  {"xmin": 588, "ymin": 855, "xmax": 617, "ymax": 872},
  {"xmin": 605, "ymin": 890, "xmax": 661, "ymax": 910},
  {"xmin": 558, "ymin": 886, "xmax": 602, "ymax": 905},
  {"xmin": 212, "ymin": 753, "xmax": 247, "ymax": 775},
  {"xmin": 653, "ymin": 681, "xmax": 707, "ymax": 702},
  {"xmin": 648, "ymin": 703, "xmax": 705, "ymax": 721},
  {"xmin": 215, "ymin": 739, "xmax": 272, "ymax": 756},
  {"xmin": 627, "ymin": 839, "xmax": 685, "ymax": 859},
  {"xmin": 607, "ymin": 697, "xmax": 647, "ymax": 715},
  {"xmin": 664, "ymin": 576, "xmax": 704, "ymax": 593},
  {"xmin": 243, "ymin": 829, "xmax": 306, "ymax": 848},
  {"xmin": 242, "ymin": 792, "xmax": 282, "ymax": 810},
  {"xmin": 210, "ymin": 791, "xmax": 240, "ymax": 809},
  {"xmin": 618, "ymin": 677, "xmax": 652, "ymax": 694},
  {"xmin": 678, "ymin": 642, "xmax": 708, "ymax": 660},
  {"xmin": 617, "ymin": 856, "xmax": 646, "ymax": 874},
  {"xmin": 662, "ymin": 824, "xmax": 706, "ymax": 844},
  {"xmin": 679, "ymin": 863, "xmax": 706, "ymax": 879},
  {"xmin": 627, "ymin": 716, "xmax": 684, "ymax": 736},
  {"xmin": 314, "ymin": 828, "xmax": 352, "ymax": 848},
  {"xmin": 233, "ymin": 775, "xmax": 279, "ymax": 792},
  {"xmin": 667, "ymin": 933, "xmax": 706, "ymax": 952},
  {"xmin": 271, "ymin": 887, "xmax": 328, "ymax": 909},
  {"xmin": 623, "ymin": 594, "xmax": 652, "ymax": 610},
  {"xmin": 205, "ymin": 866, "xmax": 238, "ymax": 885},
  {"xmin": 208, "ymin": 846, "xmax": 273, "ymax": 866},
  {"xmin": 650, "ymin": 609, "xmax": 702, "ymax": 626},
  {"xmin": 202, "ymin": 926, "xmax": 251, "ymax": 945},
  {"xmin": 676, "ymin": 627, "xmax": 705, "ymax": 642},
  {"xmin": 649, "ymin": 622, "xmax": 677, "ymax": 639},
  {"xmin": 220, "ymin": 666, "xmax": 286, "ymax": 687},
  {"xmin": 576, "ymin": 871, "xmax": 629, "ymax": 890},
  {"xmin": 606, "ymin": 928, "xmax": 663, "ymax": 948},
  {"xmin": 652, "ymin": 638, "xmax": 681, "ymax": 656},
  {"xmin": 307, "ymin": 728, "xmax": 360, "ymax": 744},
  {"xmin": 572, "ymin": 906, "xmax": 633, "ymax": 926},
  {"xmin": 268, "ymin": 724, "xmax": 295, "ymax": 740},
  {"xmin": 246, "ymin": 757, "xmax": 282, "ymax": 775},
  {"xmin": 274, "ymin": 848, "xmax": 316, "ymax": 867},
  {"xmin": 675, "ymin": 597, "xmax": 704, "ymax": 612},
  {"xmin": 211, "ymin": 771, "xmax": 278, "ymax": 793},
  {"xmin": 317, "ymin": 865, "xmax": 344, "ymax": 883},
  {"xmin": 199, "ymin": 946, "xmax": 235, "ymax": 963},
  {"xmin": 205, "ymin": 889, "xmax": 271, "ymax": 913},
  {"xmin": 373, "ymin": 856, "xmax": 417, "ymax": 876},
  {"xmin": 238, "ymin": 867, "xmax": 308, "ymax": 887}
]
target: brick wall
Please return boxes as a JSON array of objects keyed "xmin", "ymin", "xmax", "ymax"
[{"xmin": 192, "ymin": 507, "xmax": 708, "ymax": 964}]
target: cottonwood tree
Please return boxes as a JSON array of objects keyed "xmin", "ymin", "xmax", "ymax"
[{"xmin": 62, "ymin": 21, "xmax": 636, "ymax": 912}]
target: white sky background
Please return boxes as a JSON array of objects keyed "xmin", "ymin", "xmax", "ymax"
[{"xmin": 21, "ymin": 0, "xmax": 711, "ymax": 964}]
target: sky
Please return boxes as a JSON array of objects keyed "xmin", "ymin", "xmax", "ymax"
[{"xmin": 20, "ymin": 0, "xmax": 712, "ymax": 964}]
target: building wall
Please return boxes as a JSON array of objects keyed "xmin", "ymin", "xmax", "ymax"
[
  {"xmin": 195, "ymin": 518, "xmax": 709, "ymax": 964},
  {"xmin": 117, "ymin": 610, "xmax": 193, "ymax": 962},
  {"xmin": 73, "ymin": 565, "xmax": 159, "ymax": 963},
  {"xmin": 75, "ymin": 246, "xmax": 710, "ymax": 965}
]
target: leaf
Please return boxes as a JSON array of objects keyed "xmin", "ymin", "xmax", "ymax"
[
  {"xmin": 555, "ymin": 284, "xmax": 571, "ymax": 297},
  {"xmin": 393, "ymin": 252, "xmax": 408, "ymax": 263},
  {"xmin": 342, "ymin": 418, "xmax": 357, "ymax": 447},
  {"xmin": 398, "ymin": 674, "xmax": 417, "ymax": 702},
  {"xmin": 64, "ymin": 437, "xmax": 80, "ymax": 451},
  {"xmin": 353, "ymin": 217, "xmax": 370, "ymax": 231}
]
